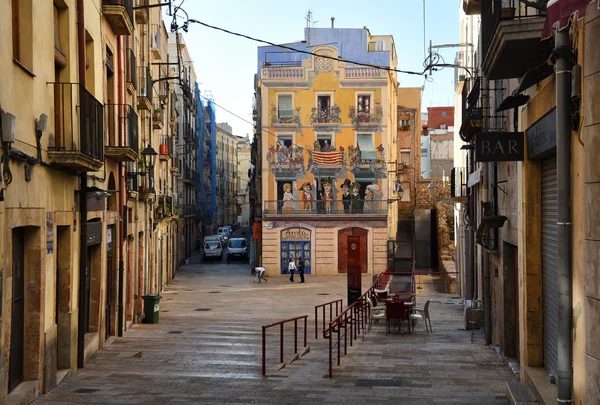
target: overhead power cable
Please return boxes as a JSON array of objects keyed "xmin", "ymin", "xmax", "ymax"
[{"xmin": 184, "ymin": 19, "xmax": 424, "ymax": 77}]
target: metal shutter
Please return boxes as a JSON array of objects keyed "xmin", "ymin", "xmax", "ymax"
[{"xmin": 541, "ymin": 158, "xmax": 558, "ymax": 379}]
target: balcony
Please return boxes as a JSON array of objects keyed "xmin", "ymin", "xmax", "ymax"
[
  {"xmin": 105, "ymin": 104, "xmax": 138, "ymax": 162},
  {"xmin": 262, "ymin": 199, "xmax": 387, "ymax": 218},
  {"xmin": 48, "ymin": 83, "xmax": 104, "ymax": 171},
  {"xmin": 451, "ymin": 167, "xmax": 468, "ymax": 203},
  {"xmin": 270, "ymin": 106, "xmax": 302, "ymax": 130},
  {"xmin": 348, "ymin": 102, "xmax": 383, "ymax": 130},
  {"xmin": 310, "ymin": 105, "xmax": 341, "ymax": 128},
  {"xmin": 481, "ymin": 0, "xmax": 547, "ymax": 80},
  {"xmin": 463, "ymin": 0, "xmax": 481, "ymax": 15},
  {"xmin": 157, "ymin": 66, "xmax": 169, "ymax": 101},
  {"xmin": 183, "ymin": 169, "xmax": 199, "ymax": 185},
  {"xmin": 137, "ymin": 66, "xmax": 152, "ymax": 111},
  {"xmin": 125, "ymin": 48, "xmax": 136, "ymax": 94},
  {"xmin": 152, "ymin": 99, "xmax": 164, "ymax": 130},
  {"xmin": 150, "ymin": 24, "xmax": 165, "ymax": 60},
  {"xmin": 261, "ymin": 62, "xmax": 305, "ymax": 83},
  {"xmin": 134, "ymin": 0, "xmax": 148, "ymax": 24},
  {"xmin": 102, "ymin": 0, "xmax": 133, "ymax": 35},
  {"xmin": 159, "ymin": 135, "xmax": 173, "ymax": 161}
]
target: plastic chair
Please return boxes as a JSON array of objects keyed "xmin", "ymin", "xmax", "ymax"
[
  {"xmin": 385, "ymin": 301, "xmax": 409, "ymax": 334},
  {"xmin": 410, "ymin": 300, "xmax": 432, "ymax": 333},
  {"xmin": 374, "ymin": 288, "xmax": 389, "ymax": 299}
]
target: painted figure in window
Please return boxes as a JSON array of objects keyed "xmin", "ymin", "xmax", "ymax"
[
  {"xmin": 313, "ymin": 139, "xmax": 321, "ymax": 151},
  {"xmin": 322, "ymin": 140, "xmax": 332, "ymax": 151},
  {"xmin": 320, "ymin": 177, "xmax": 334, "ymax": 213},
  {"xmin": 341, "ymin": 179, "xmax": 352, "ymax": 214},
  {"xmin": 350, "ymin": 181, "xmax": 363, "ymax": 213},
  {"xmin": 364, "ymin": 184, "xmax": 380, "ymax": 212},
  {"xmin": 282, "ymin": 183, "xmax": 294, "ymax": 213},
  {"xmin": 300, "ymin": 182, "xmax": 313, "ymax": 211}
]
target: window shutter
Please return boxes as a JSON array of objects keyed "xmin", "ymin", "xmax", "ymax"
[
  {"xmin": 278, "ymin": 95, "xmax": 293, "ymax": 118},
  {"xmin": 54, "ymin": 6, "xmax": 66, "ymax": 67}
]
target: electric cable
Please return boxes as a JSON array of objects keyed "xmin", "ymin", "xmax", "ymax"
[{"xmin": 180, "ymin": 18, "xmax": 424, "ymax": 76}]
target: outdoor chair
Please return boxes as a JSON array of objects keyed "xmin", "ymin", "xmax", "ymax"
[
  {"xmin": 374, "ymin": 288, "xmax": 389, "ymax": 299},
  {"xmin": 410, "ymin": 299, "xmax": 432, "ymax": 333},
  {"xmin": 385, "ymin": 301, "xmax": 410, "ymax": 334},
  {"xmin": 367, "ymin": 296, "xmax": 386, "ymax": 327}
]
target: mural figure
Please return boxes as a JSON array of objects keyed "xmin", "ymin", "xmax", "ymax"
[
  {"xmin": 282, "ymin": 183, "xmax": 294, "ymax": 213},
  {"xmin": 350, "ymin": 181, "xmax": 363, "ymax": 213},
  {"xmin": 341, "ymin": 179, "xmax": 352, "ymax": 214},
  {"xmin": 364, "ymin": 184, "xmax": 380, "ymax": 212},
  {"xmin": 300, "ymin": 182, "xmax": 313, "ymax": 211},
  {"xmin": 320, "ymin": 177, "xmax": 334, "ymax": 213}
]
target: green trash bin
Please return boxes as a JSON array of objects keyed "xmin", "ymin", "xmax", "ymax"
[{"xmin": 142, "ymin": 294, "xmax": 162, "ymax": 324}]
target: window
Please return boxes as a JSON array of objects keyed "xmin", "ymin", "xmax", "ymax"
[
  {"xmin": 12, "ymin": 0, "xmax": 34, "ymax": 73},
  {"xmin": 357, "ymin": 95, "xmax": 371, "ymax": 114},
  {"xmin": 316, "ymin": 134, "xmax": 332, "ymax": 151},
  {"xmin": 277, "ymin": 135, "xmax": 292, "ymax": 148},
  {"xmin": 278, "ymin": 95, "xmax": 293, "ymax": 119},
  {"xmin": 317, "ymin": 95, "xmax": 331, "ymax": 113},
  {"xmin": 421, "ymin": 148, "xmax": 428, "ymax": 157},
  {"xmin": 441, "ymin": 111, "xmax": 447, "ymax": 117},
  {"xmin": 400, "ymin": 150, "xmax": 410, "ymax": 166},
  {"xmin": 357, "ymin": 134, "xmax": 376, "ymax": 160},
  {"xmin": 54, "ymin": 5, "xmax": 66, "ymax": 67}
]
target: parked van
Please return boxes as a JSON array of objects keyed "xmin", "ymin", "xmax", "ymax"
[
  {"xmin": 204, "ymin": 234, "xmax": 224, "ymax": 245},
  {"xmin": 227, "ymin": 238, "xmax": 248, "ymax": 261},
  {"xmin": 203, "ymin": 240, "xmax": 223, "ymax": 260}
]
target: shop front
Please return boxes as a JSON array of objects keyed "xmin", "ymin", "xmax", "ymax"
[{"xmin": 280, "ymin": 227, "xmax": 312, "ymax": 274}]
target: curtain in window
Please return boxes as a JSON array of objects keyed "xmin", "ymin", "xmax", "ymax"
[
  {"xmin": 278, "ymin": 95, "xmax": 293, "ymax": 118},
  {"xmin": 357, "ymin": 134, "xmax": 376, "ymax": 160}
]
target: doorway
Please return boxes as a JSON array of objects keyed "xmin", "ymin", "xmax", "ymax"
[
  {"xmin": 337, "ymin": 227, "xmax": 368, "ymax": 274},
  {"xmin": 56, "ymin": 225, "xmax": 72, "ymax": 370},
  {"xmin": 503, "ymin": 242, "xmax": 519, "ymax": 360},
  {"xmin": 158, "ymin": 234, "xmax": 163, "ymax": 293},
  {"xmin": 9, "ymin": 228, "xmax": 25, "ymax": 392},
  {"xmin": 105, "ymin": 225, "xmax": 115, "ymax": 340}
]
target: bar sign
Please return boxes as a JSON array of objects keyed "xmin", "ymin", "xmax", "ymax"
[{"xmin": 475, "ymin": 132, "xmax": 525, "ymax": 162}]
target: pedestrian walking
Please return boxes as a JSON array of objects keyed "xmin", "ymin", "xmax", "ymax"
[
  {"xmin": 288, "ymin": 257, "xmax": 297, "ymax": 282},
  {"xmin": 297, "ymin": 257, "xmax": 305, "ymax": 284},
  {"xmin": 252, "ymin": 266, "xmax": 268, "ymax": 283}
]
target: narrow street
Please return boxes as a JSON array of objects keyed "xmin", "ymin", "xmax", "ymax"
[{"xmin": 33, "ymin": 259, "xmax": 517, "ymax": 405}]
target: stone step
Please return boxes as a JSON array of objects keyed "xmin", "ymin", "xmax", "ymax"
[{"xmin": 505, "ymin": 382, "xmax": 538, "ymax": 405}]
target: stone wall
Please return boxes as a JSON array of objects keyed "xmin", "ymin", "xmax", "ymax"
[{"xmin": 415, "ymin": 179, "xmax": 450, "ymax": 208}]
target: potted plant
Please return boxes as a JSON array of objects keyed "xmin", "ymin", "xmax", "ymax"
[
  {"xmin": 153, "ymin": 108, "xmax": 161, "ymax": 121},
  {"xmin": 501, "ymin": 6, "xmax": 516, "ymax": 18}
]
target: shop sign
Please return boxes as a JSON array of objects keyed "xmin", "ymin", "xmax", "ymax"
[
  {"xmin": 281, "ymin": 227, "xmax": 310, "ymax": 241},
  {"xmin": 475, "ymin": 132, "xmax": 524, "ymax": 162},
  {"xmin": 526, "ymin": 108, "xmax": 556, "ymax": 160}
]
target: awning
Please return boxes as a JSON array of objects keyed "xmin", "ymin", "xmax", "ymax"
[
  {"xmin": 357, "ymin": 134, "xmax": 377, "ymax": 160},
  {"xmin": 542, "ymin": 0, "xmax": 600, "ymax": 39}
]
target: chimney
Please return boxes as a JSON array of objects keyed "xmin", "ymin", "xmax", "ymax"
[{"xmin": 331, "ymin": 17, "xmax": 335, "ymax": 28}]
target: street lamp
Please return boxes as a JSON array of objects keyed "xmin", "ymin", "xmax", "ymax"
[{"xmin": 127, "ymin": 144, "xmax": 158, "ymax": 179}]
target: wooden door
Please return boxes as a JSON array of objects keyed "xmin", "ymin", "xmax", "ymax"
[
  {"xmin": 105, "ymin": 227, "xmax": 113, "ymax": 341},
  {"xmin": 9, "ymin": 228, "xmax": 25, "ymax": 392},
  {"xmin": 337, "ymin": 228, "xmax": 368, "ymax": 274}
]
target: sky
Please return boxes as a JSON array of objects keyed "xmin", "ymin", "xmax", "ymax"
[{"xmin": 166, "ymin": 0, "xmax": 460, "ymax": 137}]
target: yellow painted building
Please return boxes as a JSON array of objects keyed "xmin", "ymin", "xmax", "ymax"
[{"xmin": 256, "ymin": 28, "xmax": 405, "ymax": 279}]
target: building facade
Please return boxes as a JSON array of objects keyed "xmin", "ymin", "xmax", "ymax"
[
  {"xmin": 215, "ymin": 123, "xmax": 240, "ymax": 229},
  {"xmin": 0, "ymin": 1, "xmax": 185, "ymax": 402},
  {"xmin": 455, "ymin": 1, "xmax": 600, "ymax": 403},
  {"xmin": 235, "ymin": 136, "xmax": 253, "ymax": 226},
  {"xmin": 254, "ymin": 27, "xmax": 401, "ymax": 278}
]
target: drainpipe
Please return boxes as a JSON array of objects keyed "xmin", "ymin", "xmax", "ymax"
[
  {"xmin": 554, "ymin": 29, "xmax": 573, "ymax": 403},
  {"xmin": 76, "ymin": 0, "xmax": 87, "ymax": 369},
  {"xmin": 117, "ymin": 37, "xmax": 125, "ymax": 337}
]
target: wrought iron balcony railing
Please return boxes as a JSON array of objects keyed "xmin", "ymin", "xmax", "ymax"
[
  {"xmin": 310, "ymin": 105, "xmax": 341, "ymax": 125},
  {"xmin": 125, "ymin": 47, "xmax": 136, "ymax": 91},
  {"xmin": 105, "ymin": 104, "xmax": 138, "ymax": 161},
  {"xmin": 49, "ymin": 83, "xmax": 104, "ymax": 169},
  {"xmin": 262, "ymin": 199, "xmax": 388, "ymax": 216},
  {"xmin": 137, "ymin": 66, "xmax": 152, "ymax": 101}
]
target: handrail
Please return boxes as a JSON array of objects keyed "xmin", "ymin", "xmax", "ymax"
[
  {"xmin": 261, "ymin": 315, "xmax": 308, "ymax": 376},
  {"xmin": 314, "ymin": 299, "xmax": 343, "ymax": 339}
]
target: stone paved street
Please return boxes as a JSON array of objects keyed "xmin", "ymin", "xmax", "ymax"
[{"xmin": 33, "ymin": 258, "xmax": 517, "ymax": 404}]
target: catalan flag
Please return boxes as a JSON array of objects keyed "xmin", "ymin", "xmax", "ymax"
[{"xmin": 312, "ymin": 151, "xmax": 343, "ymax": 165}]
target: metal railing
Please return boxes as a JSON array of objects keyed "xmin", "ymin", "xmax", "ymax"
[
  {"xmin": 314, "ymin": 299, "xmax": 344, "ymax": 340},
  {"xmin": 263, "ymin": 199, "xmax": 387, "ymax": 215},
  {"xmin": 261, "ymin": 315, "xmax": 308, "ymax": 376},
  {"xmin": 105, "ymin": 104, "xmax": 138, "ymax": 149},
  {"xmin": 102, "ymin": 0, "xmax": 134, "ymax": 24},
  {"xmin": 481, "ymin": 0, "xmax": 547, "ymax": 63},
  {"xmin": 126, "ymin": 48, "xmax": 136, "ymax": 89},
  {"xmin": 137, "ymin": 66, "xmax": 152, "ymax": 100},
  {"xmin": 159, "ymin": 135, "xmax": 173, "ymax": 158},
  {"xmin": 49, "ymin": 83, "xmax": 104, "ymax": 161}
]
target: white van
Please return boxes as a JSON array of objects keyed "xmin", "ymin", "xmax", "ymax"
[
  {"xmin": 203, "ymin": 240, "xmax": 223, "ymax": 260},
  {"xmin": 204, "ymin": 234, "xmax": 224, "ymax": 245},
  {"xmin": 217, "ymin": 227, "xmax": 230, "ymax": 242}
]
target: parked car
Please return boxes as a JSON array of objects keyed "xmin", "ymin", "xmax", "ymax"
[
  {"xmin": 227, "ymin": 238, "xmax": 248, "ymax": 261},
  {"xmin": 204, "ymin": 234, "xmax": 225, "ymax": 246},
  {"xmin": 217, "ymin": 227, "xmax": 230, "ymax": 241},
  {"xmin": 203, "ymin": 240, "xmax": 223, "ymax": 260}
]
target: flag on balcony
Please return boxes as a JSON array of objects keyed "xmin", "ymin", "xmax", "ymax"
[
  {"xmin": 542, "ymin": 0, "xmax": 599, "ymax": 39},
  {"xmin": 312, "ymin": 151, "xmax": 343, "ymax": 165}
]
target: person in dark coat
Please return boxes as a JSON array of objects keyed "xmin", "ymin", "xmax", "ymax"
[
  {"xmin": 341, "ymin": 179, "xmax": 352, "ymax": 214},
  {"xmin": 297, "ymin": 257, "xmax": 305, "ymax": 284},
  {"xmin": 350, "ymin": 181, "xmax": 363, "ymax": 213}
]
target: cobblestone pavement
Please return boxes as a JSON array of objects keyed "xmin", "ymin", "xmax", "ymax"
[{"xmin": 33, "ymin": 259, "xmax": 517, "ymax": 405}]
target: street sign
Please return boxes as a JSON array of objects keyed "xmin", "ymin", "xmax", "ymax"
[{"xmin": 475, "ymin": 132, "xmax": 524, "ymax": 162}]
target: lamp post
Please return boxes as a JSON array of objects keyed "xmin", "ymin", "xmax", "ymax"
[{"xmin": 127, "ymin": 144, "xmax": 158, "ymax": 179}]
